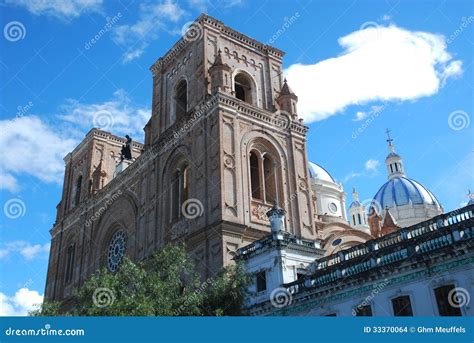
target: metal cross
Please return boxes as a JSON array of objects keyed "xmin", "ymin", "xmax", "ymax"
[{"xmin": 385, "ymin": 128, "xmax": 393, "ymax": 145}]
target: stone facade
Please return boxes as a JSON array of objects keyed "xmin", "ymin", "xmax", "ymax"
[{"xmin": 45, "ymin": 14, "xmax": 318, "ymax": 302}]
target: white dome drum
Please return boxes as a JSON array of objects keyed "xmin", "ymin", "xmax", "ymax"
[{"xmin": 308, "ymin": 161, "xmax": 347, "ymax": 221}]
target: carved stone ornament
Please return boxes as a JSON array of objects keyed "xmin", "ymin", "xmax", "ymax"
[
  {"xmin": 252, "ymin": 203, "xmax": 271, "ymax": 221},
  {"xmin": 224, "ymin": 154, "xmax": 235, "ymax": 169}
]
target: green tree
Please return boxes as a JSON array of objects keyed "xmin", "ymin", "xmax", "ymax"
[{"xmin": 32, "ymin": 244, "xmax": 250, "ymax": 316}]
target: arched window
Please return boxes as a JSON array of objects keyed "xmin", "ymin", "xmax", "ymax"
[
  {"xmin": 263, "ymin": 155, "xmax": 277, "ymax": 203},
  {"xmin": 250, "ymin": 152, "xmax": 261, "ymax": 200},
  {"xmin": 64, "ymin": 243, "xmax": 75, "ymax": 283},
  {"xmin": 234, "ymin": 73, "xmax": 252, "ymax": 104},
  {"xmin": 174, "ymin": 79, "xmax": 188, "ymax": 121},
  {"xmin": 171, "ymin": 164, "xmax": 189, "ymax": 221},
  {"xmin": 249, "ymin": 148, "xmax": 280, "ymax": 204},
  {"xmin": 74, "ymin": 175, "xmax": 82, "ymax": 206}
]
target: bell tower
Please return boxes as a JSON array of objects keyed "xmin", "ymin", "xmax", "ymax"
[
  {"xmin": 144, "ymin": 14, "xmax": 317, "ymax": 275},
  {"xmin": 384, "ymin": 128, "xmax": 405, "ymax": 179}
]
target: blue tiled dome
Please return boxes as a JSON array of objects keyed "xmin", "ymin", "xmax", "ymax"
[{"xmin": 371, "ymin": 176, "xmax": 440, "ymax": 210}]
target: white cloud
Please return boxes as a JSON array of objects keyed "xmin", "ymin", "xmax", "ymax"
[
  {"xmin": 112, "ymin": 0, "xmax": 187, "ymax": 63},
  {"xmin": 0, "ymin": 116, "xmax": 77, "ymax": 192},
  {"xmin": 353, "ymin": 105, "xmax": 385, "ymax": 121},
  {"xmin": 0, "ymin": 288, "xmax": 43, "ymax": 316},
  {"xmin": 354, "ymin": 111, "xmax": 367, "ymax": 121},
  {"xmin": 122, "ymin": 46, "xmax": 147, "ymax": 63},
  {"xmin": 343, "ymin": 172, "xmax": 362, "ymax": 183},
  {"xmin": 0, "ymin": 170, "xmax": 19, "ymax": 192},
  {"xmin": 0, "ymin": 241, "xmax": 50, "ymax": 261},
  {"xmin": 0, "ymin": 90, "xmax": 148, "ymax": 191},
  {"xmin": 188, "ymin": 0, "xmax": 242, "ymax": 10},
  {"xmin": 3, "ymin": 0, "xmax": 103, "ymax": 20},
  {"xmin": 285, "ymin": 24, "xmax": 463, "ymax": 123},
  {"xmin": 365, "ymin": 159, "xmax": 380, "ymax": 172},
  {"xmin": 343, "ymin": 159, "xmax": 380, "ymax": 183},
  {"xmin": 59, "ymin": 89, "xmax": 150, "ymax": 141}
]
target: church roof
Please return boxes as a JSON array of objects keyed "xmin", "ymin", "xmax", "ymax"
[
  {"xmin": 385, "ymin": 152, "xmax": 401, "ymax": 160},
  {"xmin": 308, "ymin": 162, "xmax": 336, "ymax": 183},
  {"xmin": 280, "ymin": 79, "xmax": 295, "ymax": 96},
  {"xmin": 349, "ymin": 201, "xmax": 361, "ymax": 209},
  {"xmin": 371, "ymin": 176, "xmax": 441, "ymax": 210}
]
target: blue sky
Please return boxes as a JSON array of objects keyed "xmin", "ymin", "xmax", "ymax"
[{"xmin": 0, "ymin": 0, "xmax": 472, "ymax": 315}]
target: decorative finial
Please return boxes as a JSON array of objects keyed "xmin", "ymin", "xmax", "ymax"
[
  {"xmin": 352, "ymin": 188, "xmax": 359, "ymax": 202},
  {"xmin": 266, "ymin": 201, "xmax": 286, "ymax": 233}
]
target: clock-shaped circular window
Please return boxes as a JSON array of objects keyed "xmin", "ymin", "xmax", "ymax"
[
  {"xmin": 328, "ymin": 202, "xmax": 338, "ymax": 214},
  {"xmin": 107, "ymin": 230, "xmax": 126, "ymax": 272}
]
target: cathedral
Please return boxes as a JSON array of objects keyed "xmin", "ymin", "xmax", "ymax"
[{"xmin": 45, "ymin": 14, "xmax": 464, "ymax": 312}]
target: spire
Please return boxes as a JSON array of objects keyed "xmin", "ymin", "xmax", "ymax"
[
  {"xmin": 352, "ymin": 188, "xmax": 359, "ymax": 202},
  {"xmin": 349, "ymin": 187, "xmax": 369, "ymax": 231},
  {"xmin": 276, "ymin": 78, "xmax": 298, "ymax": 116},
  {"xmin": 280, "ymin": 78, "xmax": 295, "ymax": 96},
  {"xmin": 212, "ymin": 49, "xmax": 224, "ymax": 67},
  {"xmin": 208, "ymin": 49, "xmax": 231, "ymax": 94},
  {"xmin": 384, "ymin": 129, "xmax": 405, "ymax": 180}
]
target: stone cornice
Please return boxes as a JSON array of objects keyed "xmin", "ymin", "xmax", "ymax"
[
  {"xmin": 149, "ymin": 13, "xmax": 285, "ymax": 75},
  {"xmin": 216, "ymin": 93, "xmax": 308, "ymax": 135},
  {"xmin": 64, "ymin": 128, "xmax": 144, "ymax": 164}
]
